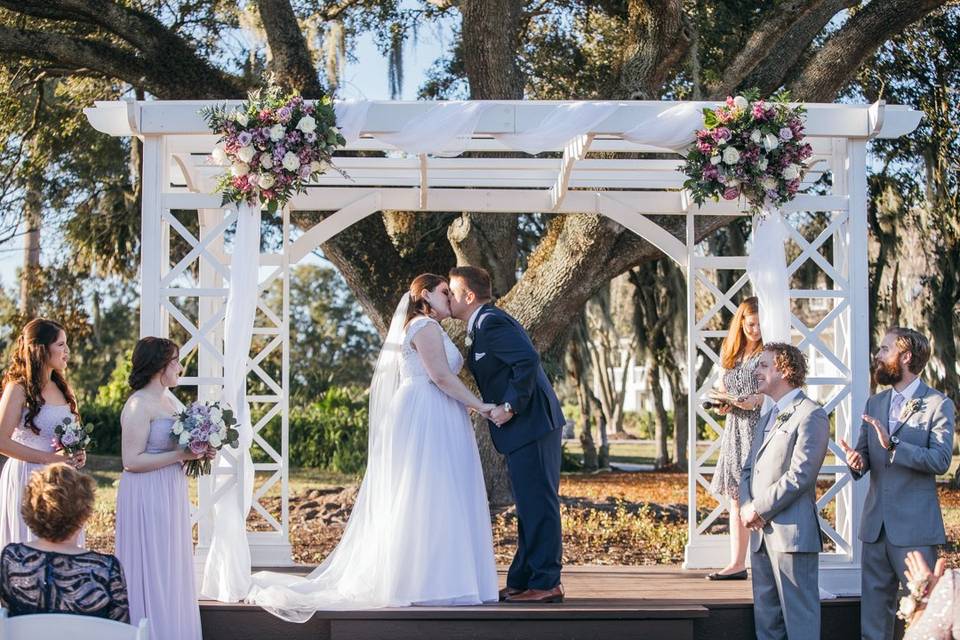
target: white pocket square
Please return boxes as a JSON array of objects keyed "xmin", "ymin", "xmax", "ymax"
[{"xmin": 474, "ymin": 352, "xmax": 486, "ymax": 361}]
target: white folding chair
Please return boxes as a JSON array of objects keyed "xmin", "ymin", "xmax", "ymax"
[{"xmin": 0, "ymin": 608, "xmax": 148, "ymax": 639}]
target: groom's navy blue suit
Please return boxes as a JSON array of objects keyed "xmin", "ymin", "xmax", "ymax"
[{"xmin": 466, "ymin": 303, "xmax": 565, "ymax": 591}]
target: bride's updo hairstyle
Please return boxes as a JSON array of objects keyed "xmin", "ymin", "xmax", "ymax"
[{"xmin": 404, "ymin": 273, "xmax": 447, "ymax": 327}]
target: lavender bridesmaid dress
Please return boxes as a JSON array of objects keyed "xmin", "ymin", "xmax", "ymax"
[
  {"xmin": 0, "ymin": 404, "xmax": 84, "ymax": 547},
  {"xmin": 115, "ymin": 416, "xmax": 201, "ymax": 640}
]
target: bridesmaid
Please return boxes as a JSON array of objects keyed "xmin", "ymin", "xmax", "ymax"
[
  {"xmin": 707, "ymin": 296, "xmax": 764, "ymax": 580},
  {"xmin": 0, "ymin": 318, "xmax": 85, "ymax": 548},
  {"xmin": 115, "ymin": 337, "xmax": 208, "ymax": 640}
]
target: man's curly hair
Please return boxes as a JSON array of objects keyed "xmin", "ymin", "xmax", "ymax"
[{"xmin": 764, "ymin": 342, "xmax": 807, "ymax": 388}]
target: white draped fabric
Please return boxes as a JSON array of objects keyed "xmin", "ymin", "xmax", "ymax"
[
  {"xmin": 747, "ymin": 210, "xmax": 793, "ymax": 344},
  {"xmin": 205, "ymin": 100, "xmax": 793, "ymax": 605},
  {"xmin": 201, "ymin": 200, "xmax": 259, "ymax": 602}
]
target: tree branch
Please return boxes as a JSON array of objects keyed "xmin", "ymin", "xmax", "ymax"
[
  {"xmin": 255, "ymin": 0, "xmax": 325, "ymax": 97},
  {"xmin": 788, "ymin": 0, "xmax": 948, "ymax": 102},
  {"xmin": 0, "ymin": 17, "xmax": 243, "ymax": 99},
  {"xmin": 707, "ymin": 0, "xmax": 857, "ymax": 98}
]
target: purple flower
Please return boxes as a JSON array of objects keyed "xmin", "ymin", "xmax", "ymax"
[
  {"xmin": 299, "ymin": 165, "xmax": 312, "ymax": 179},
  {"xmin": 713, "ymin": 127, "xmax": 732, "ymax": 142},
  {"xmin": 189, "ymin": 440, "xmax": 208, "ymax": 455},
  {"xmin": 277, "ymin": 106, "xmax": 293, "ymax": 123},
  {"xmin": 61, "ymin": 431, "xmax": 78, "ymax": 446},
  {"xmin": 285, "ymin": 130, "xmax": 301, "ymax": 144},
  {"xmin": 752, "ymin": 102, "xmax": 768, "ymax": 120},
  {"xmin": 305, "ymin": 131, "xmax": 317, "ymax": 143},
  {"xmin": 703, "ymin": 165, "xmax": 719, "ymax": 180},
  {"xmin": 722, "ymin": 186, "xmax": 740, "ymax": 200},
  {"xmin": 779, "ymin": 127, "xmax": 794, "ymax": 141},
  {"xmin": 697, "ymin": 141, "xmax": 713, "ymax": 154},
  {"xmin": 237, "ymin": 131, "xmax": 253, "ymax": 147}
]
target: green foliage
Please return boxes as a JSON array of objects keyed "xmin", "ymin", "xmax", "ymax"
[{"xmin": 257, "ymin": 387, "xmax": 369, "ymax": 473}]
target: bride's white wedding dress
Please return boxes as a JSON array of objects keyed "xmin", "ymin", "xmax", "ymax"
[{"xmin": 247, "ymin": 307, "xmax": 498, "ymax": 620}]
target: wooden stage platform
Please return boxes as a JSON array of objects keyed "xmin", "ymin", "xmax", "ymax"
[{"xmin": 200, "ymin": 566, "xmax": 862, "ymax": 640}]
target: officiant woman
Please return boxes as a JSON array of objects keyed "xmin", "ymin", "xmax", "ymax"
[{"xmin": 707, "ymin": 296, "xmax": 764, "ymax": 581}]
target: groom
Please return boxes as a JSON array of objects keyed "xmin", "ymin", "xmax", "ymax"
[{"xmin": 448, "ymin": 266, "xmax": 566, "ymax": 604}]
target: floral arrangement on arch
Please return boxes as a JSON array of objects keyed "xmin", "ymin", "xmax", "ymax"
[
  {"xmin": 683, "ymin": 89, "xmax": 813, "ymax": 213},
  {"xmin": 201, "ymin": 86, "xmax": 346, "ymax": 213}
]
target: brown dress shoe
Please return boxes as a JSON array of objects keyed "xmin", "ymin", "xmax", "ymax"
[
  {"xmin": 505, "ymin": 583, "xmax": 564, "ymax": 603},
  {"xmin": 498, "ymin": 587, "xmax": 524, "ymax": 602}
]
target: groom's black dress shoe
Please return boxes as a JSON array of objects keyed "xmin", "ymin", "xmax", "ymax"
[
  {"xmin": 499, "ymin": 587, "xmax": 524, "ymax": 602},
  {"xmin": 505, "ymin": 583, "xmax": 564, "ymax": 603},
  {"xmin": 706, "ymin": 570, "xmax": 748, "ymax": 581}
]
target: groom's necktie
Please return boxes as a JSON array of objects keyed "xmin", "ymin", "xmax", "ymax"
[{"xmin": 888, "ymin": 392, "xmax": 905, "ymax": 434}]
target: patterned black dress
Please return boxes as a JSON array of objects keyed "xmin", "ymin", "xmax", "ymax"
[{"xmin": 0, "ymin": 543, "xmax": 129, "ymax": 621}]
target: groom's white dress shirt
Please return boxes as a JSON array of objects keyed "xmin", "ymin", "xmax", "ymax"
[
  {"xmin": 763, "ymin": 387, "xmax": 802, "ymax": 438},
  {"xmin": 467, "ymin": 306, "xmax": 484, "ymax": 336}
]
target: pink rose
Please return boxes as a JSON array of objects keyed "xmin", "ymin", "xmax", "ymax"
[{"xmin": 722, "ymin": 186, "xmax": 740, "ymax": 200}]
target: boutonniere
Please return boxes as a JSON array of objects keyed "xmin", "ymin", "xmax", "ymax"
[
  {"xmin": 465, "ymin": 335, "xmax": 473, "ymax": 347},
  {"xmin": 775, "ymin": 409, "xmax": 794, "ymax": 426},
  {"xmin": 900, "ymin": 398, "xmax": 922, "ymax": 421}
]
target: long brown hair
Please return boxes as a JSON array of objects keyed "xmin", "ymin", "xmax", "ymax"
[
  {"xmin": 719, "ymin": 296, "xmax": 762, "ymax": 370},
  {"xmin": 404, "ymin": 273, "xmax": 447, "ymax": 327},
  {"xmin": 3, "ymin": 319, "xmax": 79, "ymax": 434}
]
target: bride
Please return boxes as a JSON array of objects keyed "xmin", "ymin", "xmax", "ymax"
[{"xmin": 248, "ymin": 273, "xmax": 500, "ymax": 619}]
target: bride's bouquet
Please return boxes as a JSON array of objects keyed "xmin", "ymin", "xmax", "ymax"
[
  {"xmin": 201, "ymin": 85, "xmax": 346, "ymax": 213},
  {"xmin": 52, "ymin": 416, "xmax": 92, "ymax": 456},
  {"xmin": 170, "ymin": 401, "xmax": 240, "ymax": 477},
  {"xmin": 683, "ymin": 88, "xmax": 813, "ymax": 213}
]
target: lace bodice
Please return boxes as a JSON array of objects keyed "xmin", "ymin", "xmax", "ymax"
[
  {"xmin": 0, "ymin": 543, "xmax": 129, "ymax": 621},
  {"xmin": 12, "ymin": 404, "xmax": 74, "ymax": 452},
  {"xmin": 400, "ymin": 317, "xmax": 463, "ymax": 381}
]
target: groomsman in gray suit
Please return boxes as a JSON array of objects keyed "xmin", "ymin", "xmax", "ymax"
[
  {"xmin": 740, "ymin": 343, "xmax": 829, "ymax": 640},
  {"xmin": 839, "ymin": 327, "xmax": 955, "ymax": 640}
]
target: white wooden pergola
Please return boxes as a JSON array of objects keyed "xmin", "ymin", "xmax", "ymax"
[{"xmin": 85, "ymin": 99, "xmax": 920, "ymax": 595}]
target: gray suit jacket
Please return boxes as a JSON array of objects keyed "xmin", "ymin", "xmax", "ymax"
[
  {"xmin": 852, "ymin": 381, "xmax": 954, "ymax": 546},
  {"xmin": 740, "ymin": 391, "xmax": 829, "ymax": 554}
]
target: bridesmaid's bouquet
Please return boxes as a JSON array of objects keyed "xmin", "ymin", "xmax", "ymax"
[
  {"xmin": 170, "ymin": 401, "xmax": 240, "ymax": 477},
  {"xmin": 52, "ymin": 416, "xmax": 92, "ymax": 456}
]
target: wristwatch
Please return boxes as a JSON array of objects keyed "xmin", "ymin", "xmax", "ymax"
[
  {"xmin": 887, "ymin": 436, "xmax": 900, "ymax": 451},
  {"xmin": 502, "ymin": 402, "xmax": 513, "ymax": 414}
]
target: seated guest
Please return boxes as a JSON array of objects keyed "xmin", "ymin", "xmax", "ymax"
[
  {"xmin": 739, "ymin": 343, "xmax": 829, "ymax": 640},
  {"xmin": 0, "ymin": 463, "xmax": 129, "ymax": 621},
  {"xmin": 839, "ymin": 327, "xmax": 954, "ymax": 640}
]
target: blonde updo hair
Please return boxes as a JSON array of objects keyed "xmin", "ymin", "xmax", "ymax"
[{"xmin": 21, "ymin": 463, "xmax": 95, "ymax": 542}]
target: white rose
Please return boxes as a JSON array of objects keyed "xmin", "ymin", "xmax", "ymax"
[
  {"xmin": 782, "ymin": 164, "xmax": 800, "ymax": 180},
  {"xmin": 722, "ymin": 146, "xmax": 741, "ymax": 165},
  {"xmin": 761, "ymin": 176, "xmax": 779, "ymax": 190},
  {"xmin": 260, "ymin": 155, "xmax": 274, "ymax": 169},
  {"xmin": 733, "ymin": 96, "xmax": 750, "ymax": 110},
  {"xmin": 710, "ymin": 154, "xmax": 722, "ymax": 166},
  {"xmin": 209, "ymin": 406, "xmax": 222, "ymax": 424},
  {"xmin": 234, "ymin": 111, "xmax": 249, "ymax": 127},
  {"xmin": 209, "ymin": 433, "xmax": 222, "ymax": 448},
  {"xmin": 258, "ymin": 174, "xmax": 275, "ymax": 189},
  {"xmin": 758, "ymin": 157, "xmax": 769, "ymax": 171},
  {"xmin": 218, "ymin": 426, "xmax": 227, "ymax": 439},
  {"xmin": 178, "ymin": 430, "xmax": 191, "ymax": 446},
  {"xmin": 231, "ymin": 162, "xmax": 250, "ymax": 177},
  {"xmin": 211, "ymin": 145, "xmax": 227, "ymax": 164},
  {"xmin": 237, "ymin": 146, "xmax": 255, "ymax": 163},
  {"xmin": 172, "ymin": 422, "xmax": 184, "ymax": 435},
  {"xmin": 763, "ymin": 133, "xmax": 779, "ymax": 151},
  {"xmin": 899, "ymin": 596, "xmax": 916, "ymax": 617},
  {"xmin": 269, "ymin": 124, "xmax": 286, "ymax": 141},
  {"xmin": 296, "ymin": 115, "xmax": 317, "ymax": 134},
  {"xmin": 282, "ymin": 151, "xmax": 301, "ymax": 172},
  {"xmin": 310, "ymin": 160, "xmax": 329, "ymax": 174},
  {"xmin": 750, "ymin": 129, "xmax": 762, "ymax": 144}
]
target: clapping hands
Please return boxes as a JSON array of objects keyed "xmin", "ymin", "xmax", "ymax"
[
  {"xmin": 838, "ymin": 438, "xmax": 865, "ymax": 473},
  {"xmin": 861, "ymin": 413, "xmax": 890, "ymax": 450}
]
